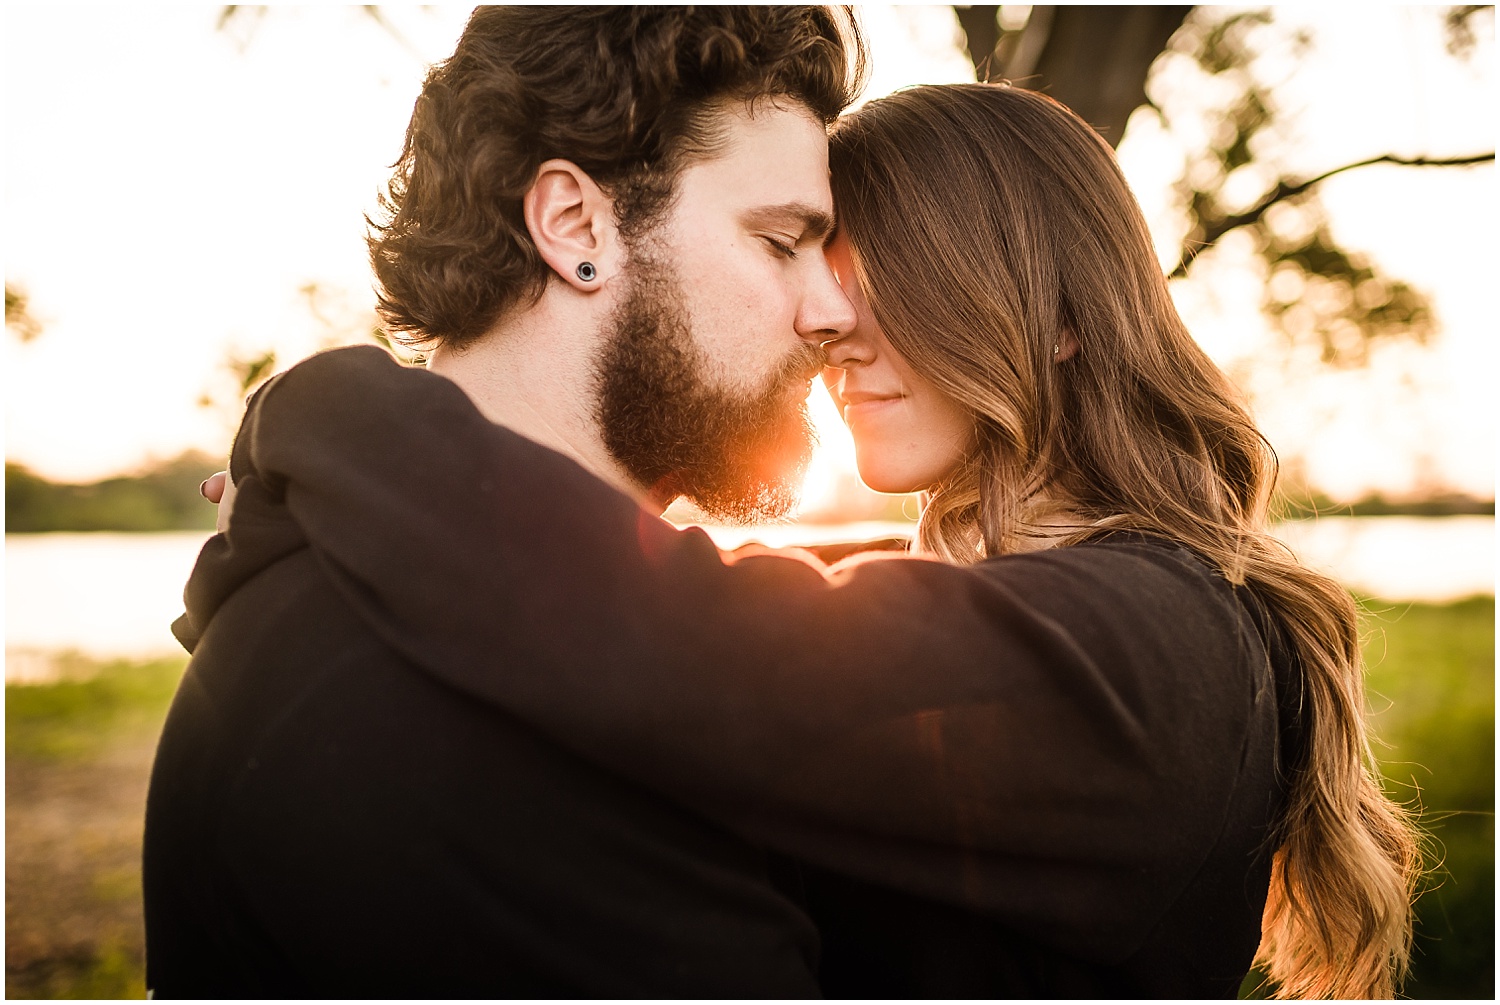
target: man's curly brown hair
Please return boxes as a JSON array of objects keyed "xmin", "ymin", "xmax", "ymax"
[{"xmin": 368, "ymin": 6, "xmax": 867, "ymax": 349}]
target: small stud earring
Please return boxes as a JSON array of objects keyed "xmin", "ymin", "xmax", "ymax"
[
  {"xmin": 1053, "ymin": 343, "xmax": 1060, "ymax": 356},
  {"xmin": 576, "ymin": 262, "xmax": 597, "ymax": 282}
]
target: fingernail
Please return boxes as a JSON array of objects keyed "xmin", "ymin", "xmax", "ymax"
[{"xmin": 199, "ymin": 479, "xmax": 209, "ymax": 498}]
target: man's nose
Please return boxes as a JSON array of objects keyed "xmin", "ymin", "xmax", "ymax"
[{"xmin": 796, "ymin": 255, "xmax": 858, "ymax": 343}]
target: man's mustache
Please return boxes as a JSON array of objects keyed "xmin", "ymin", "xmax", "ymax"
[{"xmin": 780, "ymin": 341, "xmax": 829, "ymax": 389}]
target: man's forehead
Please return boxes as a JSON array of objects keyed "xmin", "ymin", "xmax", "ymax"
[{"xmin": 676, "ymin": 101, "xmax": 834, "ymax": 216}]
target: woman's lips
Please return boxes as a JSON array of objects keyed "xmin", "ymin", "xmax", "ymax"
[{"xmin": 841, "ymin": 393, "xmax": 904, "ymax": 420}]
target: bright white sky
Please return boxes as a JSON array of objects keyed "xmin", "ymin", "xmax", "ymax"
[{"xmin": 4, "ymin": 5, "xmax": 1494, "ymax": 502}]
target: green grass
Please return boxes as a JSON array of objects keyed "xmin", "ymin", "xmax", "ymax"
[
  {"xmin": 6, "ymin": 655, "xmax": 188, "ymax": 761},
  {"xmin": 1362, "ymin": 596, "xmax": 1495, "ymax": 999},
  {"xmin": 1243, "ymin": 597, "xmax": 1494, "ymax": 999},
  {"xmin": 17, "ymin": 942, "xmax": 147, "ymax": 1001},
  {"xmin": 6, "ymin": 655, "xmax": 186, "ymax": 1000}
]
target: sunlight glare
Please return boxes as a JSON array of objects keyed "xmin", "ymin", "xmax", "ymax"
[{"xmin": 799, "ymin": 382, "xmax": 859, "ymax": 513}]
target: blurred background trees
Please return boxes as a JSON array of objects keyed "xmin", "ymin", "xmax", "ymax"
[
  {"xmin": 4, "ymin": 455, "xmax": 222, "ymax": 534},
  {"xmin": 953, "ymin": 4, "xmax": 1492, "ymax": 369},
  {"xmin": 6, "ymin": 281, "xmax": 45, "ymax": 344}
]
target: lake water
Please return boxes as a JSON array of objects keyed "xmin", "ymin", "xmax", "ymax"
[{"xmin": 5, "ymin": 516, "xmax": 1493, "ymax": 682}]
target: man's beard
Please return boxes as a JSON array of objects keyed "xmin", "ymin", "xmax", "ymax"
[{"xmin": 593, "ymin": 249, "xmax": 823, "ymax": 524}]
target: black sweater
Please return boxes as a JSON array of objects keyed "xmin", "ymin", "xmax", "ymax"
[{"xmin": 147, "ymin": 346, "xmax": 1297, "ymax": 997}]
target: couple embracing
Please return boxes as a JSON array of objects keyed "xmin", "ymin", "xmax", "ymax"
[{"xmin": 145, "ymin": 7, "xmax": 1417, "ymax": 999}]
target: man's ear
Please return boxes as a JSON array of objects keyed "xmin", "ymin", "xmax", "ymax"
[{"xmin": 524, "ymin": 159, "xmax": 619, "ymax": 292}]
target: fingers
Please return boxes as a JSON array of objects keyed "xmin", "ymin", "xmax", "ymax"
[{"xmin": 200, "ymin": 471, "xmax": 227, "ymax": 504}]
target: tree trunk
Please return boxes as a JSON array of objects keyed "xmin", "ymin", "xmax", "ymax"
[{"xmin": 954, "ymin": 5, "xmax": 1192, "ymax": 147}]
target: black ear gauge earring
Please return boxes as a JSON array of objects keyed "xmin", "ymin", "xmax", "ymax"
[{"xmin": 576, "ymin": 262, "xmax": 597, "ymax": 282}]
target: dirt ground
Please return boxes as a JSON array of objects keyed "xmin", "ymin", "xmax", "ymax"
[{"xmin": 6, "ymin": 733, "xmax": 155, "ymax": 998}]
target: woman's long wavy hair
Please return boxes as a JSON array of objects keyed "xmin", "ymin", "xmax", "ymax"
[{"xmin": 829, "ymin": 83, "xmax": 1420, "ymax": 999}]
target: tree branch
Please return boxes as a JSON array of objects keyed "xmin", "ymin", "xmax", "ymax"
[{"xmin": 1169, "ymin": 151, "xmax": 1495, "ymax": 278}]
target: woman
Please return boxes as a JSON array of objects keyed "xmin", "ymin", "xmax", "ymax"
[
  {"xmin": 208, "ymin": 84, "xmax": 1418, "ymax": 997},
  {"xmin": 815, "ymin": 83, "xmax": 1421, "ymax": 998}
]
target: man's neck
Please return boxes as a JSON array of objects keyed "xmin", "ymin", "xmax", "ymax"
[{"xmin": 425, "ymin": 302, "xmax": 661, "ymax": 512}]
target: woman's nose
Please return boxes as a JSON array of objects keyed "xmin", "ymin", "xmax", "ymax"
[{"xmin": 822, "ymin": 330, "xmax": 873, "ymax": 369}]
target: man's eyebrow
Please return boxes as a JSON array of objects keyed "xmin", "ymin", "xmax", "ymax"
[{"xmin": 741, "ymin": 202, "xmax": 836, "ymax": 241}]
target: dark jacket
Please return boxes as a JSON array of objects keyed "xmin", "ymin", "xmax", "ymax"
[{"xmin": 147, "ymin": 346, "xmax": 1298, "ymax": 997}]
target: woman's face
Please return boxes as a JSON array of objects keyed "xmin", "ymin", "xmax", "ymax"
[{"xmin": 822, "ymin": 236, "xmax": 975, "ymax": 494}]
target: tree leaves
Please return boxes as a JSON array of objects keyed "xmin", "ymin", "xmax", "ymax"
[
  {"xmin": 6, "ymin": 282, "xmax": 44, "ymax": 343},
  {"xmin": 1162, "ymin": 8, "xmax": 1483, "ymax": 366}
]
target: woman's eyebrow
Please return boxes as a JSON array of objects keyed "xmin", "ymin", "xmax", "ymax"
[{"xmin": 740, "ymin": 203, "xmax": 835, "ymax": 241}]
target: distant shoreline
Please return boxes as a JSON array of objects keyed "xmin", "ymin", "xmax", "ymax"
[
  {"xmin": 1271, "ymin": 495, "xmax": 1495, "ymax": 519},
  {"xmin": 6, "ymin": 454, "xmax": 1494, "ymax": 533}
]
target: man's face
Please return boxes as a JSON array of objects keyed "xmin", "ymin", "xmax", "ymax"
[{"xmin": 594, "ymin": 100, "xmax": 857, "ymax": 522}]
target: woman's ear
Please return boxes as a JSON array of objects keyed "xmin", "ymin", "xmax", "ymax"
[
  {"xmin": 524, "ymin": 159, "xmax": 619, "ymax": 292},
  {"xmin": 1054, "ymin": 326, "xmax": 1081, "ymax": 363}
]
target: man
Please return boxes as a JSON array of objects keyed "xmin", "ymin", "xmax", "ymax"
[{"xmin": 145, "ymin": 7, "xmax": 864, "ymax": 996}]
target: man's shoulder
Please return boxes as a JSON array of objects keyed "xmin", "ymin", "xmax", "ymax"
[
  {"xmin": 240, "ymin": 345, "xmax": 436, "ymax": 449},
  {"xmin": 261, "ymin": 344, "xmax": 422, "ymax": 399},
  {"xmin": 238, "ymin": 344, "xmax": 486, "ymax": 478}
]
